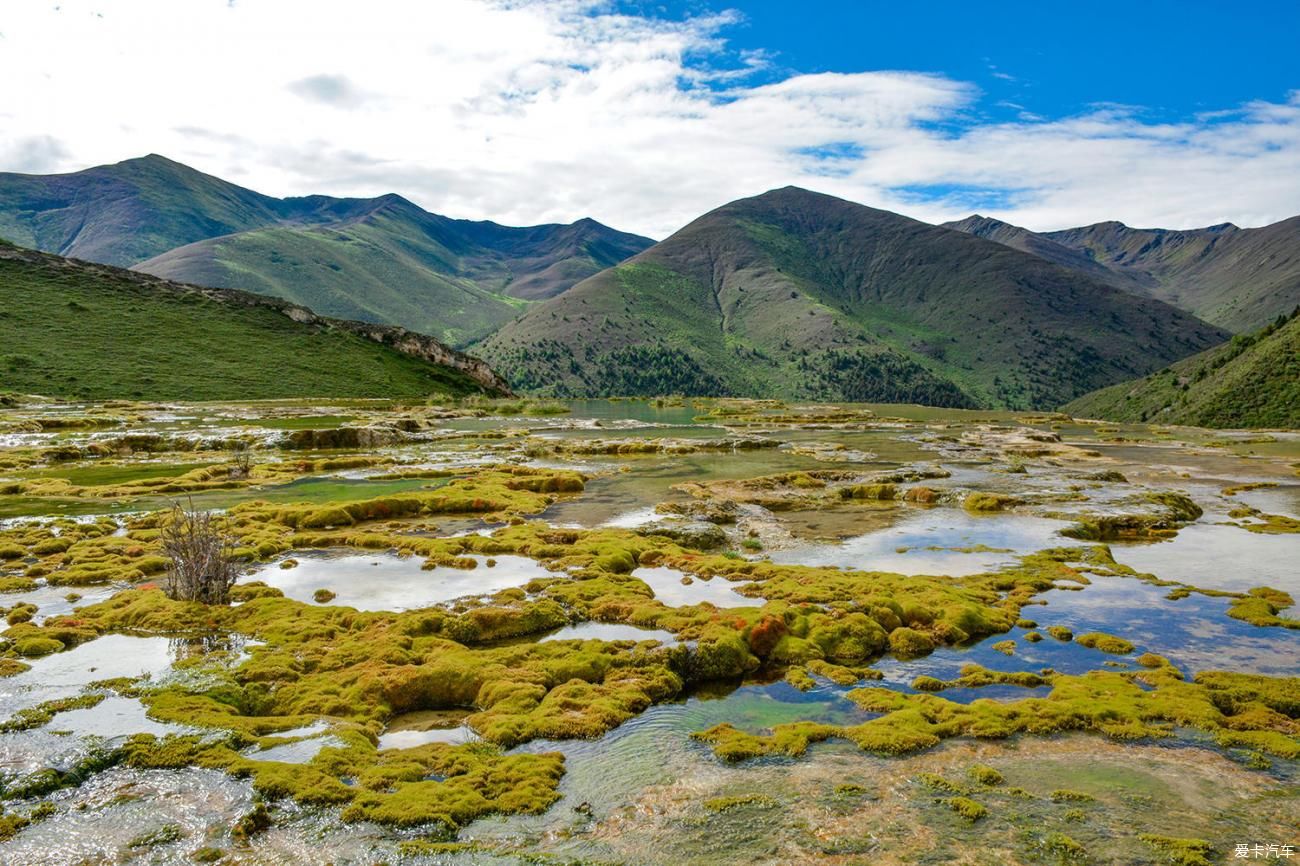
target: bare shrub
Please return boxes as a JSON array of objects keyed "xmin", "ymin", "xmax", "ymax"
[
  {"xmin": 159, "ymin": 502, "xmax": 241, "ymax": 604},
  {"xmin": 229, "ymin": 440, "xmax": 253, "ymax": 479}
]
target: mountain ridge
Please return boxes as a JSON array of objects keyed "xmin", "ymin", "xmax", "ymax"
[
  {"xmin": 0, "ymin": 155, "xmax": 654, "ymax": 345},
  {"xmin": 479, "ymin": 186, "xmax": 1229, "ymax": 409},
  {"xmin": 944, "ymin": 212, "xmax": 1300, "ymax": 332}
]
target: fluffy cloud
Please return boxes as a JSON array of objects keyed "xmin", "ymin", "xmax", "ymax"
[{"xmin": 1, "ymin": 0, "xmax": 1297, "ymax": 237}]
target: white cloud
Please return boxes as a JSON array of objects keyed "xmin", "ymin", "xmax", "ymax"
[
  {"xmin": 0, "ymin": 0, "xmax": 1297, "ymax": 238},
  {"xmin": 287, "ymin": 74, "xmax": 369, "ymax": 109}
]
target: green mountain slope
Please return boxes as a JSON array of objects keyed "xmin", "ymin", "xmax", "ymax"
[
  {"xmin": 1044, "ymin": 218, "xmax": 1300, "ymax": 332},
  {"xmin": 1062, "ymin": 310, "xmax": 1300, "ymax": 428},
  {"xmin": 0, "ymin": 154, "xmax": 298, "ymax": 267},
  {"xmin": 478, "ymin": 188, "xmax": 1228, "ymax": 408},
  {"xmin": 946, "ymin": 213, "xmax": 1300, "ymax": 333},
  {"xmin": 0, "ymin": 155, "xmax": 653, "ymax": 345},
  {"xmin": 0, "ymin": 241, "xmax": 506, "ymax": 401},
  {"xmin": 133, "ymin": 197, "xmax": 648, "ymax": 345},
  {"xmin": 942, "ymin": 215, "xmax": 1148, "ymax": 293}
]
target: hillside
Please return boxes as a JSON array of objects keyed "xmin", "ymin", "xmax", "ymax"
[
  {"xmin": 0, "ymin": 154, "xmax": 299, "ymax": 267},
  {"xmin": 0, "ymin": 155, "xmax": 652, "ymax": 345},
  {"xmin": 134, "ymin": 197, "xmax": 647, "ymax": 345},
  {"xmin": 1045, "ymin": 218, "xmax": 1300, "ymax": 332},
  {"xmin": 942, "ymin": 215, "xmax": 1147, "ymax": 292},
  {"xmin": 946, "ymin": 213, "xmax": 1300, "ymax": 332},
  {"xmin": 478, "ymin": 187, "xmax": 1228, "ymax": 409},
  {"xmin": 0, "ymin": 241, "xmax": 507, "ymax": 401},
  {"xmin": 1062, "ymin": 310, "xmax": 1300, "ymax": 428}
]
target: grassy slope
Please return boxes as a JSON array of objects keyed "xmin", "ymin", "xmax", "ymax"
[
  {"xmin": 0, "ymin": 243, "xmax": 486, "ymax": 401},
  {"xmin": 1044, "ymin": 218, "xmax": 1300, "ymax": 332},
  {"xmin": 479, "ymin": 188, "xmax": 1228, "ymax": 409},
  {"xmin": 0, "ymin": 156, "xmax": 653, "ymax": 347},
  {"xmin": 0, "ymin": 155, "xmax": 291, "ymax": 267},
  {"xmin": 137, "ymin": 203, "xmax": 527, "ymax": 346},
  {"xmin": 135, "ymin": 205, "xmax": 651, "ymax": 346},
  {"xmin": 1062, "ymin": 311, "xmax": 1300, "ymax": 428}
]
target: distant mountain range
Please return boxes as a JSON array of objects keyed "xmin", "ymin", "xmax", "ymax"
[
  {"xmin": 3, "ymin": 157, "xmax": 1296, "ymax": 415},
  {"xmin": 1063, "ymin": 309, "xmax": 1299, "ymax": 428},
  {"xmin": 478, "ymin": 188, "xmax": 1229, "ymax": 409},
  {"xmin": 944, "ymin": 214, "xmax": 1300, "ymax": 332},
  {"xmin": 0, "ymin": 240, "xmax": 505, "ymax": 401},
  {"xmin": 0, "ymin": 155, "xmax": 653, "ymax": 345}
]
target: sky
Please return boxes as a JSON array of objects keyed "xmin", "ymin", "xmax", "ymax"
[{"xmin": 2, "ymin": 0, "xmax": 1298, "ymax": 239}]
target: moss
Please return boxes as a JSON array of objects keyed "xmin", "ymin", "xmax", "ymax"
[
  {"xmin": 1075, "ymin": 632, "xmax": 1135, "ymax": 654},
  {"xmin": 967, "ymin": 764, "xmax": 1004, "ymax": 786},
  {"xmin": 1138, "ymin": 834, "xmax": 1214, "ymax": 866},
  {"xmin": 0, "ymin": 576, "xmax": 37, "ymax": 592},
  {"xmin": 784, "ymin": 666, "xmax": 816, "ymax": 691},
  {"xmin": 0, "ymin": 810, "xmax": 29, "ymax": 841},
  {"xmin": 0, "ymin": 658, "xmax": 32, "ymax": 676},
  {"xmin": 963, "ymin": 492, "xmax": 1021, "ymax": 512},
  {"xmin": 991, "ymin": 639, "xmax": 1016, "ymax": 656},
  {"xmin": 192, "ymin": 848, "xmax": 225, "ymax": 863},
  {"xmin": 12, "ymin": 636, "xmax": 64, "ymax": 657},
  {"xmin": 887, "ymin": 627, "xmax": 934, "ymax": 658},
  {"xmin": 1050, "ymin": 789, "xmax": 1096, "ymax": 803},
  {"xmin": 0, "ymin": 693, "xmax": 107, "ymax": 733},
  {"xmin": 691, "ymin": 721, "xmax": 839, "ymax": 761},
  {"xmin": 128, "ymin": 822, "xmax": 185, "ymax": 849},
  {"xmin": 123, "ymin": 733, "xmax": 567, "ymax": 833},
  {"xmin": 840, "ymin": 483, "xmax": 897, "ymax": 500},
  {"xmin": 1043, "ymin": 833, "xmax": 1087, "ymax": 860},
  {"xmin": 805, "ymin": 659, "xmax": 864, "ymax": 686},
  {"xmin": 1046, "ymin": 625, "xmax": 1074, "ymax": 641},
  {"xmin": 944, "ymin": 796, "xmax": 987, "ymax": 821},
  {"xmin": 231, "ymin": 803, "xmax": 271, "ymax": 841},
  {"xmin": 917, "ymin": 772, "xmax": 967, "ymax": 794},
  {"xmin": 698, "ymin": 665, "xmax": 1300, "ymax": 763},
  {"xmin": 1024, "ymin": 630, "xmax": 1043, "ymax": 642},
  {"xmin": 1226, "ymin": 586, "xmax": 1298, "ymax": 629},
  {"xmin": 6, "ymin": 606, "xmax": 34, "ymax": 625},
  {"xmin": 312, "ymin": 588, "xmax": 337, "ymax": 604},
  {"xmin": 702, "ymin": 794, "xmax": 777, "ymax": 812}
]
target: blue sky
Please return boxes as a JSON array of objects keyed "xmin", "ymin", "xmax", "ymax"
[
  {"xmin": 1, "ymin": 0, "xmax": 1297, "ymax": 237},
  {"xmin": 646, "ymin": 0, "xmax": 1300, "ymax": 122}
]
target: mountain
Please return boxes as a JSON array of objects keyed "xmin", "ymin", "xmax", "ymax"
[
  {"xmin": 1062, "ymin": 309, "xmax": 1300, "ymax": 428},
  {"xmin": 0, "ymin": 155, "xmax": 653, "ymax": 345},
  {"xmin": 133, "ymin": 196, "xmax": 648, "ymax": 345},
  {"xmin": 0, "ymin": 154, "xmax": 294, "ymax": 267},
  {"xmin": 478, "ymin": 187, "xmax": 1229, "ymax": 409},
  {"xmin": 944, "ymin": 214, "xmax": 1300, "ymax": 333},
  {"xmin": 942, "ymin": 215, "xmax": 1146, "ymax": 291},
  {"xmin": 0, "ymin": 240, "xmax": 507, "ymax": 401}
]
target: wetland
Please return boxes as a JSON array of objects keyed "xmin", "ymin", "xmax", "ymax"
[{"xmin": 0, "ymin": 396, "xmax": 1296, "ymax": 865}]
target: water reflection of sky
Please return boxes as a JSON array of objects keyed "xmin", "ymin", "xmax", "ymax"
[
  {"xmin": 243, "ymin": 551, "xmax": 552, "ymax": 611},
  {"xmin": 1111, "ymin": 522, "xmax": 1300, "ymax": 593},
  {"xmin": 771, "ymin": 509, "xmax": 1082, "ymax": 576}
]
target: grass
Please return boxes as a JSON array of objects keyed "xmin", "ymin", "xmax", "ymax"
[
  {"xmin": 1064, "ymin": 309, "xmax": 1299, "ymax": 428},
  {"xmin": 1, "ymin": 154, "xmax": 651, "ymax": 347},
  {"xmin": 479, "ymin": 187, "xmax": 1227, "ymax": 409},
  {"xmin": 0, "ymin": 243, "xmax": 488, "ymax": 401}
]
